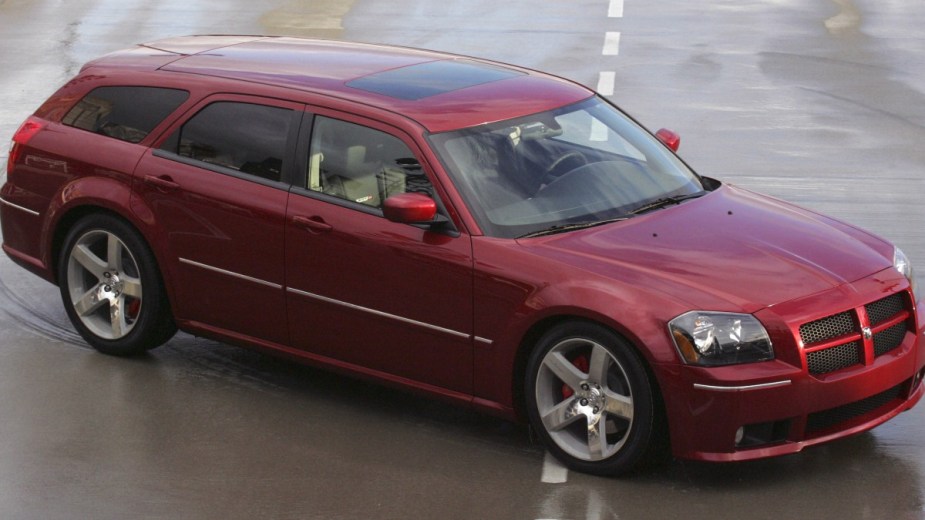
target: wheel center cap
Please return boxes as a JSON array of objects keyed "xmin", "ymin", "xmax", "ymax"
[
  {"xmin": 101, "ymin": 273, "xmax": 124, "ymax": 297},
  {"xmin": 577, "ymin": 384, "xmax": 605, "ymax": 415},
  {"xmin": 586, "ymin": 387, "xmax": 603, "ymax": 407}
]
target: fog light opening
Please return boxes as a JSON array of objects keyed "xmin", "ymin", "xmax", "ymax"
[{"xmin": 735, "ymin": 420, "xmax": 791, "ymax": 448}]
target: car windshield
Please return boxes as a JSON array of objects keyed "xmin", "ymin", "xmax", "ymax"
[{"xmin": 428, "ymin": 97, "xmax": 706, "ymax": 238}]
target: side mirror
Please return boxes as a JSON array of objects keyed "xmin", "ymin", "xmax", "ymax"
[
  {"xmin": 382, "ymin": 193, "xmax": 437, "ymax": 224},
  {"xmin": 655, "ymin": 128, "xmax": 681, "ymax": 152}
]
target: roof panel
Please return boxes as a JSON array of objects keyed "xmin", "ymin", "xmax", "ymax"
[
  {"xmin": 143, "ymin": 35, "xmax": 269, "ymax": 55},
  {"xmin": 162, "ymin": 37, "xmax": 442, "ymax": 84},
  {"xmin": 89, "ymin": 36, "xmax": 595, "ymax": 133}
]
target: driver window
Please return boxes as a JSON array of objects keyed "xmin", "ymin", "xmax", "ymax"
[{"xmin": 307, "ymin": 116, "xmax": 433, "ymax": 208}]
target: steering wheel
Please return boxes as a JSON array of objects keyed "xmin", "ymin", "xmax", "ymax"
[{"xmin": 540, "ymin": 151, "xmax": 588, "ymax": 187}]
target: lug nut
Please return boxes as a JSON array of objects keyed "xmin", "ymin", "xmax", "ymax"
[
  {"xmin": 581, "ymin": 383, "xmax": 589, "ymax": 391},
  {"xmin": 593, "ymin": 407, "xmax": 600, "ymax": 414},
  {"xmin": 580, "ymin": 398, "xmax": 589, "ymax": 406}
]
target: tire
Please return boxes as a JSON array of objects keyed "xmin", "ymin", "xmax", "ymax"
[
  {"xmin": 58, "ymin": 214, "xmax": 176, "ymax": 356},
  {"xmin": 525, "ymin": 321, "xmax": 656, "ymax": 476}
]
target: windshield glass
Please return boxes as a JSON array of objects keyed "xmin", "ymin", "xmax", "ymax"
[{"xmin": 428, "ymin": 97, "xmax": 705, "ymax": 238}]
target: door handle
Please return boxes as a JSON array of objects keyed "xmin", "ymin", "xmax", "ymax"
[
  {"xmin": 144, "ymin": 175, "xmax": 180, "ymax": 193},
  {"xmin": 292, "ymin": 215, "xmax": 333, "ymax": 234}
]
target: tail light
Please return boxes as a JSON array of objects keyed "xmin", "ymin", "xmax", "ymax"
[{"xmin": 7, "ymin": 116, "xmax": 46, "ymax": 174}]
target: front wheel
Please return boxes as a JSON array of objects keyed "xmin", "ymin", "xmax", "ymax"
[
  {"xmin": 58, "ymin": 214, "xmax": 176, "ymax": 355},
  {"xmin": 525, "ymin": 322, "xmax": 657, "ymax": 476}
]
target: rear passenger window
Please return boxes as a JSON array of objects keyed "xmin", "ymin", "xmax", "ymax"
[
  {"xmin": 162, "ymin": 102, "xmax": 292, "ymax": 182},
  {"xmin": 62, "ymin": 86, "xmax": 188, "ymax": 143}
]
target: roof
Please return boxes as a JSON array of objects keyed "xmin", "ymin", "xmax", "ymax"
[{"xmin": 87, "ymin": 35, "xmax": 594, "ymax": 133}]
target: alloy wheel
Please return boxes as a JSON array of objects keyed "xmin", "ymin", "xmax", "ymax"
[{"xmin": 65, "ymin": 229, "xmax": 143, "ymax": 340}]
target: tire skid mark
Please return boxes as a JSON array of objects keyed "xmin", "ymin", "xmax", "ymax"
[
  {"xmin": 0, "ymin": 269, "xmax": 86, "ymax": 346},
  {"xmin": 168, "ymin": 341, "xmax": 292, "ymax": 393}
]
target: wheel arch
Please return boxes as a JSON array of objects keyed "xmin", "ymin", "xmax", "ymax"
[
  {"xmin": 50, "ymin": 204, "xmax": 114, "ymax": 284},
  {"xmin": 54, "ymin": 205, "xmax": 178, "ymax": 354},
  {"xmin": 41, "ymin": 176, "xmax": 167, "ymax": 282},
  {"xmin": 514, "ymin": 314, "xmax": 673, "ymax": 472},
  {"xmin": 510, "ymin": 313, "xmax": 665, "ymax": 422},
  {"xmin": 46, "ymin": 193, "xmax": 176, "ymax": 317}
]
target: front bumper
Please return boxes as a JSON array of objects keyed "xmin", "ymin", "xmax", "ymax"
[{"xmin": 659, "ymin": 268, "xmax": 925, "ymax": 462}]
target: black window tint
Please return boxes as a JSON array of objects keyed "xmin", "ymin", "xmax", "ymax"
[
  {"xmin": 62, "ymin": 86, "xmax": 188, "ymax": 143},
  {"xmin": 167, "ymin": 102, "xmax": 292, "ymax": 182}
]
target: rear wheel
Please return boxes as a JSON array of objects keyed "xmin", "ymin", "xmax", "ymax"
[
  {"xmin": 58, "ymin": 214, "xmax": 176, "ymax": 355},
  {"xmin": 525, "ymin": 322, "xmax": 656, "ymax": 476}
]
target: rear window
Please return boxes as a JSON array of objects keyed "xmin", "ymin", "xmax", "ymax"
[{"xmin": 62, "ymin": 86, "xmax": 189, "ymax": 143}]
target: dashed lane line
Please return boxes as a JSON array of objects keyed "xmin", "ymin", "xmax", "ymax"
[
  {"xmin": 602, "ymin": 31, "xmax": 621, "ymax": 56},
  {"xmin": 597, "ymin": 71, "xmax": 616, "ymax": 96},
  {"xmin": 541, "ymin": 451, "xmax": 569, "ymax": 484}
]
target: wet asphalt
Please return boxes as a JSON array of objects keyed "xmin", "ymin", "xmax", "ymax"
[{"xmin": 1, "ymin": 0, "xmax": 924, "ymax": 518}]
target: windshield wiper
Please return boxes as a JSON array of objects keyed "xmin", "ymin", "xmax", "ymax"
[
  {"xmin": 628, "ymin": 191, "xmax": 706, "ymax": 215},
  {"xmin": 517, "ymin": 217, "xmax": 631, "ymax": 239}
]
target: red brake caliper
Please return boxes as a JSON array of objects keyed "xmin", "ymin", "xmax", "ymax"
[
  {"xmin": 561, "ymin": 354, "xmax": 589, "ymax": 399},
  {"xmin": 126, "ymin": 299, "xmax": 141, "ymax": 319}
]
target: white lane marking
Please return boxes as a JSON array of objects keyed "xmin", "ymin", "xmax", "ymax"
[
  {"xmin": 590, "ymin": 119, "xmax": 609, "ymax": 142},
  {"xmin": 602, "ymin": 31, "xmax": 621, "ymax": 56},
  {"xmin": 596, "ymin": 71, "xmax": 615, "ymax": 96},
  {"xmin": 608, "ymin": 0, "xmax": 624, "ymax": 17},
  {"xmin": 541, "ymin": 451, "xmax": 569, "ymax": 483}
]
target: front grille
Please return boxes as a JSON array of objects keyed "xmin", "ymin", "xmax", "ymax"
[
  {"xmin": 806, "ymin": 384, "xmax": 903, "ymax": 433},
  {"xmin": 866, "ymin": 293, "xmax": 904, "ymax": 325},
  {"xmin": 873, "ymin": 321, "xmax": 906, "ymax": 356},
  {"xmin": 799, "ymin": 291, "xmax": 911, "ymax": 376},
  {"xmin": 806, "ymin": 341, "xmax": 860, "ymax": 375},
  {"xmin": 799, "ymin": 311, "xmax": 855, "ymax": 345}
]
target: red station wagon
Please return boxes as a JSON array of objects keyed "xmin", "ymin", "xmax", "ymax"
[{"xmin": 2, "ymin": 36, "xmax": 923, "ymax": 475}]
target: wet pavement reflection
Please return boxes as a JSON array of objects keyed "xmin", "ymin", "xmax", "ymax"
[{"xmin": 1, "ymin": 0, "xmax": 924, "ymax": 518}]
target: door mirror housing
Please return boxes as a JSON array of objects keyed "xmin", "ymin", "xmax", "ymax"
[{"xmin": 383, "ymin": 193, "xmax": 437, "ymax": 224}]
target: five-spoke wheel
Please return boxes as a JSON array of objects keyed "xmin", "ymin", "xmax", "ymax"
[
  {"xmin": 65, "ymin": 229, "xmax": 143, "ymax": 340},
  {"xmin": 526, "ymin": 322, "xmax": 656, "ymax": 475},
  {"xmin": 59, "ymin": 214, "xmax": 175, "ymax": 355}
]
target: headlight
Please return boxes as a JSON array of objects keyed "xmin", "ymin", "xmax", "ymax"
[
  {"xmin": 669, "ymin": 311, "xmax": 774, "ymax": 366},
  {"xmin": 894, "ymin": 246, "xmax": 918, "ymax": 297}
]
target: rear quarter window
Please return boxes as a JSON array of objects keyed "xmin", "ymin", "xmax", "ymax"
[{"xmin": 62, "ymin": 86, "xmax": 189, "ymax": 143}]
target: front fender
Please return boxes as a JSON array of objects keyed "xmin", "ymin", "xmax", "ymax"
[{"xmin": 470, "ymin": 236, "xmax": 687, "ymax": 417}]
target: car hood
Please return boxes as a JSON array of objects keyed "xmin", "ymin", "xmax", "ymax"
[{"xmin": 519, "ymin": 184, "xmax": 893, "ymax": 313}]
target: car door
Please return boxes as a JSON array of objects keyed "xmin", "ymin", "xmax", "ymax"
[
  {"xmin": 284, "ymin": 111, "xmax": 474, "ymax": 393},
  {"xmin": 133, "ymin": 94, "xmax": 302, "ymax": 344}
]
